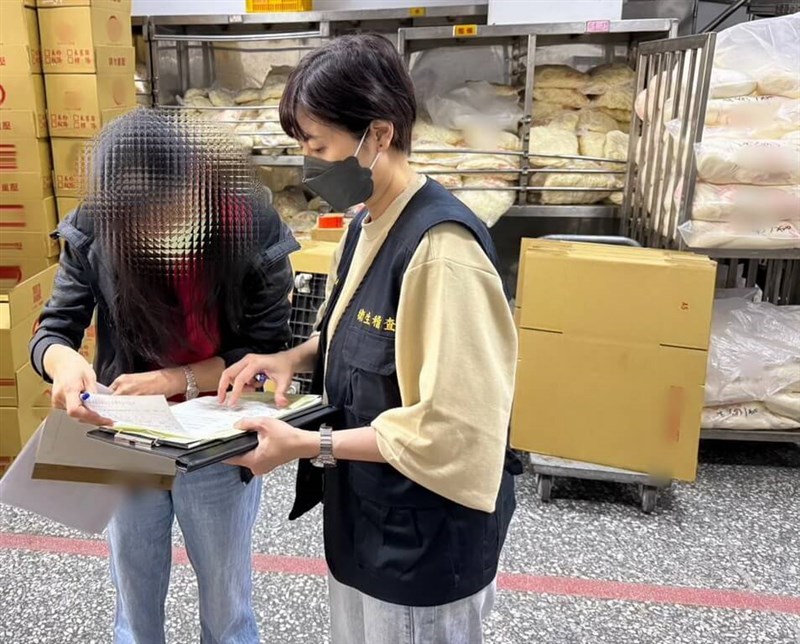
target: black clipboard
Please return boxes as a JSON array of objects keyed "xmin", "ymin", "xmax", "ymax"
[{"xmin": 87, "ymin": 403, "xmax": 339, "ymax": 473}]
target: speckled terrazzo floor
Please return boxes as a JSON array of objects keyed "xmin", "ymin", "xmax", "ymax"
[{"xmin": 2, "ymin": 440, "xmax": 799, "ymax": 644}]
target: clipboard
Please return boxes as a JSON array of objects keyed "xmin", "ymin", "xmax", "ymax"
[{"xmin": 87, "ymin": 403, "xmax": 339, "ymax": 473}]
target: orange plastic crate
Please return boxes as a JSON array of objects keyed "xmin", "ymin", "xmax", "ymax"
[{"xmin": 246, "ymin": 0, "xmax": 312, "ymax": 12}]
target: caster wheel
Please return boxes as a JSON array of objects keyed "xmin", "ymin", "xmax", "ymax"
[
  {"xmin": 537, "ymin": 475, "xmax": 553, "ymax": 503},
  {"xmin": 641, "ymin": 486, "xmax": 658, "ymax": 514}
]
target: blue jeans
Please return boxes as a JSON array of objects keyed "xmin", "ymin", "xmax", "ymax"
[
  {"xmin": 107, "ymin": 463, "xmax": 262, "ymax": 644},
  {"xmin": 329, "ymin": 574, "xmax": 496, "ymax": 644}
]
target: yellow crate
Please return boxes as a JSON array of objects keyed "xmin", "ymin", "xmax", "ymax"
[{"xmin": 246, "ymin": 0, "xmax": 312, "ymax": 12}]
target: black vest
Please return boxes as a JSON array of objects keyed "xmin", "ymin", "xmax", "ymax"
[{"xmin": 317, "ymin": 179, "xmax": 518, "ymax": 607}]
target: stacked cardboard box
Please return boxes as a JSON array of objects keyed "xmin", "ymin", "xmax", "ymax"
[
  {"xmin": 0, "ymin": 265, "xmax": 58, "ymax": 471},
  {"xmin": 37, "ymin": 0, "xmax": 136, "ymax": 220},
  {"xmin": 0, "ymin": 0, "xmax": 59, "ymax": 286},
  {"xmin": 510, "ymin": 239, "xmax": 717, "ymax": 482}
]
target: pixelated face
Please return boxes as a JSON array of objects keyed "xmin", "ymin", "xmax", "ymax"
[{"xmin": 81, "ymin": 109, "xmax": 266, "ymax": 278}]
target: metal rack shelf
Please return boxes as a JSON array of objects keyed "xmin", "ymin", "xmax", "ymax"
[
  {"xmin": 701, "ymin": 429, "xmax": 800, "ymax": 445},
  {"xmin": 137, "ymin": 5, "xmax": 487, "ymax": 27},
  {"xmin": 686, "ymin": 248, "xmax": 800, "ymax": 261},
  {"xmin": 505, "ymin": 205, "xmax": 618, "ymax": 219}
]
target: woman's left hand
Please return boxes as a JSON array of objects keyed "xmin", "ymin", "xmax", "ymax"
[
  {"xmin": 110, "ymin": 369, "xmax": 185, "ymax": 397},
  {"xmin": 227, "ymin": 417, "xmax": 318, "ymax": 476}
]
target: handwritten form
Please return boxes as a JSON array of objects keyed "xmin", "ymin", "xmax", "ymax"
[
  {"xmin": 84, "ymin": 394, "xmax": 186, "ymax": 436},
  {"xmin": 84, "ymin": 394, "xmax": 321, "ymax": 445}
]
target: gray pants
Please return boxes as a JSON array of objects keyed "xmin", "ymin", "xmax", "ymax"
[{"xmin": 329, "ymin": 574, "xmax": 496, "ymax": 644}]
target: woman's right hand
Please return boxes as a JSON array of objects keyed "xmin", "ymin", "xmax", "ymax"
[
  {"xmin": 217, "ymin": 351, "xmax": 297, "ymax": 408},
  {"xmin": 44, "ymin": 345, "xmax": 113, "ymax": 426}
]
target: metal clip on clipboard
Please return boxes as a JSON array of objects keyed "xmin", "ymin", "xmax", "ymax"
[{"xmin": 112, "ymin": 431, "xmax": 158, "ymax": 450}]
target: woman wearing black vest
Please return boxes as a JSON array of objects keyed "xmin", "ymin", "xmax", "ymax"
[{"xmin": 220, "ymin": 34, "xmax": 520, "ymax": 644}]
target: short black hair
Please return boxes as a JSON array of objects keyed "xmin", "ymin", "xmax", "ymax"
[{"xmin": 280, "ymin": 34, "xmax": 417, "ymax": 154}]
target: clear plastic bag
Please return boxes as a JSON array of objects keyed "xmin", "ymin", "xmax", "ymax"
[
  {"xmin": 426, "ymin": 82, "xmax": 523, "ymax": 133},
  {"xmin": 702, "ymin": 96, "xmax": 799, "ymax": 132},
  {"xmin": 678, "ymin": 220, "xmax": 800, "ymax": 249},
  {"xmin": 702, "ymin": 403, "xmax": 800, "ymax": 430},
  {"xmin": 713, "ymin": 13, "xmax": 800, "ymax": 99},
  {"xmin": 680, "ymin": 182, "xmax": 800, "ymax": 223},
  {"xmin": 694, "ymin": 139, "xmax": 800, "ymax": 185},
  {"xmin": 704, "ymin": 298, "xmax": 800, "ymax": 406}
]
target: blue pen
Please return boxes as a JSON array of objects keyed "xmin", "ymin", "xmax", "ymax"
[
  {"xmin": 254, "ymin": 373, "xmax": 268, "ymax": 384},
  {"xmin": 80, "ymin": 392, "xmax": 91, "ymax": 402}
]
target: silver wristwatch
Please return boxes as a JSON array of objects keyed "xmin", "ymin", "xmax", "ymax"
[
  {"xmin": 183, "ymin": 365, "xmax": 199, "ymax": 400},
  {"xmin": 310, "ymin": 424, "xmax": 336, "ymax": 468}
]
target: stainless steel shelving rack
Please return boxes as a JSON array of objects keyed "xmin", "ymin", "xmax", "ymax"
[
  {"xmin": 622, "ymin": 31, "xmax": 800, "ymax": 445},
  {"xmin": 397, "ymin": 19, "xmax": 678, "ymax": 221}
]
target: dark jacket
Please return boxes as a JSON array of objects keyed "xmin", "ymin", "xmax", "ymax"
[{"xmin": 30, "ymin": 205, "xmax": 299, "ymax": 385}]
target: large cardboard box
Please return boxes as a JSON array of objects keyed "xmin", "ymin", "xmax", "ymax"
[
  {"xmin": 0, "ymin": 264, "xmax": 58, "ymax": 380},
  {"xmin": 291, "ymin": 240, "xmax": 337, "ymax": 276},
  {"xmin": 0, "ymin": 110, "xmax": 48, "ymax": 139},
  {"xmin": 0, "ymin": 45, "xmax": 42, "ymax": 75},
  {"xmin": 511, "ymin": 240, "xmax": 716, "ymax": 482},
  {"xmin": 0, "ymin": 72, "xmax": 46, "ymax": 111},
  {"xmin": 39, "ymin": 5, "xmax": 133, "ymax": 74},
  {"xmin": 0, "ymin": 139, "xmax": 51, "ymax": 175},
  {"xmin": 0, "ymin": 256, "xmax": 57, "ymax": 292},
  {"xmin": 0, "ymin": 195, "xmax": 58, "ymax": 232},
  {"xmin": 0, "ymin": 3, "xmax": 40, "ymax": 47},
  {"xmin": 0, "ymin": 171, "xmax": 53, "ymax": 204},
  {"xmin": 0, "ymin": 361, "xmax": 51, "ymax": 408},
  {"xmin": 45, "ymin": 73, "xmax": 134, "ymax": 137},
  {"xmin": 0, "ymin": 406, "xmax": 50, "ymax": 458},
  {"xmin": 51, "ymin": 138, "xmax": 87, "ymax": 197},
  {"xmin": 57, "ymin": 196, "xmax": 80, "ymax": 220},
  {"xmin": 0, "ymin": 230, "xmax": 60, "ymax": 259}
]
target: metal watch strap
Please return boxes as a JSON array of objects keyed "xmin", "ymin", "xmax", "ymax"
[
  {"xmin": 183, "ymin": 365, "xmax": 199, "ymax": 400},
  {"xmin": 311, "ymin": 424, "xmax": 336, "ymax": 468}
]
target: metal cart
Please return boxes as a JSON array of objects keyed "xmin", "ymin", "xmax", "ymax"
[{"xmin": 530, "ymin": 454, "xmax": 670, "ymax": 514}]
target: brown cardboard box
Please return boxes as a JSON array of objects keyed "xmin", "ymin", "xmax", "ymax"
[
  {"xmin": 290, "ymin": 240, "xmax": 337, "ymax": 276},
  {"xmin": 0, "ymin": 109, "xmax": 48, "ymax": 139},
  {"xmin": 0, "ymin": 4, "xmax": 40, "ymax": 47},
  {"xmin": 510, "ymin": 240, "xmax": 716, "ymax": 482},
  {"xmin": 0, "ymin": 406, "xmax": 50, "ymax": 458},
  {"xmin": 0, "ymin": 139, "xmax": 51, "ymax": 174},
  {"xmin": 51, "ymin": 138, "xmax": 87, "ymax": 197},
  {"xmin": 0, "ymin": 455, "xmax": 13, "ymax": 478},
  {"xmin": 0, "ymin": 264, "xmax": 57, "ymax": 380},
  {"xmin": 0, "ymin": 44, "xmax": 42, "ymax": 74},
  {"xmin": 39, "ymin": 5, "xmax": 133, "ymax": 74},
  {"xmin": 310, "ymin": 223, "xmax": 346, "ymax": 243},
  {"xmin": 37, "ymin": 0, "xmax": 131, "ymax": 8},
  {"xmin": 0, "ymin": 256, "xmax": 57, "ymax": 292},
  {"xmin": 0, "ymin": 195, "xmax": 57, "ymax": 232},
  {"xmin": 0, "ymin": 361, "xmax": 51, "ymax": 407},
  {"xmin": 0, "ymin": 230, "xmax": 60, "ymax": 259},
  {"xmin": 56, "ymin": 196, "xmax": 79, "ymax": 220},
  {"xmin": 45, "ymin": 73, "xmax": 135, "ymax": 137},
  {"xmin": 0, "ymin": 171, "xmax": 53, "ymax": 204},
  {"xmin": 0, "ymin": 72, "xmax": 47, "ymax": 111}
]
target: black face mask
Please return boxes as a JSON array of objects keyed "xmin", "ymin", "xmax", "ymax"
[{"xmin": 301, "ymin": 130, "xmax": 381, "ymax": 212}]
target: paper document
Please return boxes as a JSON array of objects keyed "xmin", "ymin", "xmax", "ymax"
[
  {"xmin": 0, "ymin": 423, "xmax": 124, "ymax": 534},
  {"xmin": 84, "ymin": 393, "xmax": 322, "ymax": 446}
]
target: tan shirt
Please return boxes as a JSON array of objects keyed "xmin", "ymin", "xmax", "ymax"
[{"xmin": 317, "ymin": 175, "xmax": 517, "ymax": 512}]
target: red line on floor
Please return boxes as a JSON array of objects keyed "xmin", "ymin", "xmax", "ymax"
[{"xmin": 2, "ymin": 532, "xmax": 799, "ymax": 616}]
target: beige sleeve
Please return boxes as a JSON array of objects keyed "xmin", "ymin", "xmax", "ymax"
[{"xmin": 372, "ymin": 223, "xmax": 518, "ymax": 513}]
